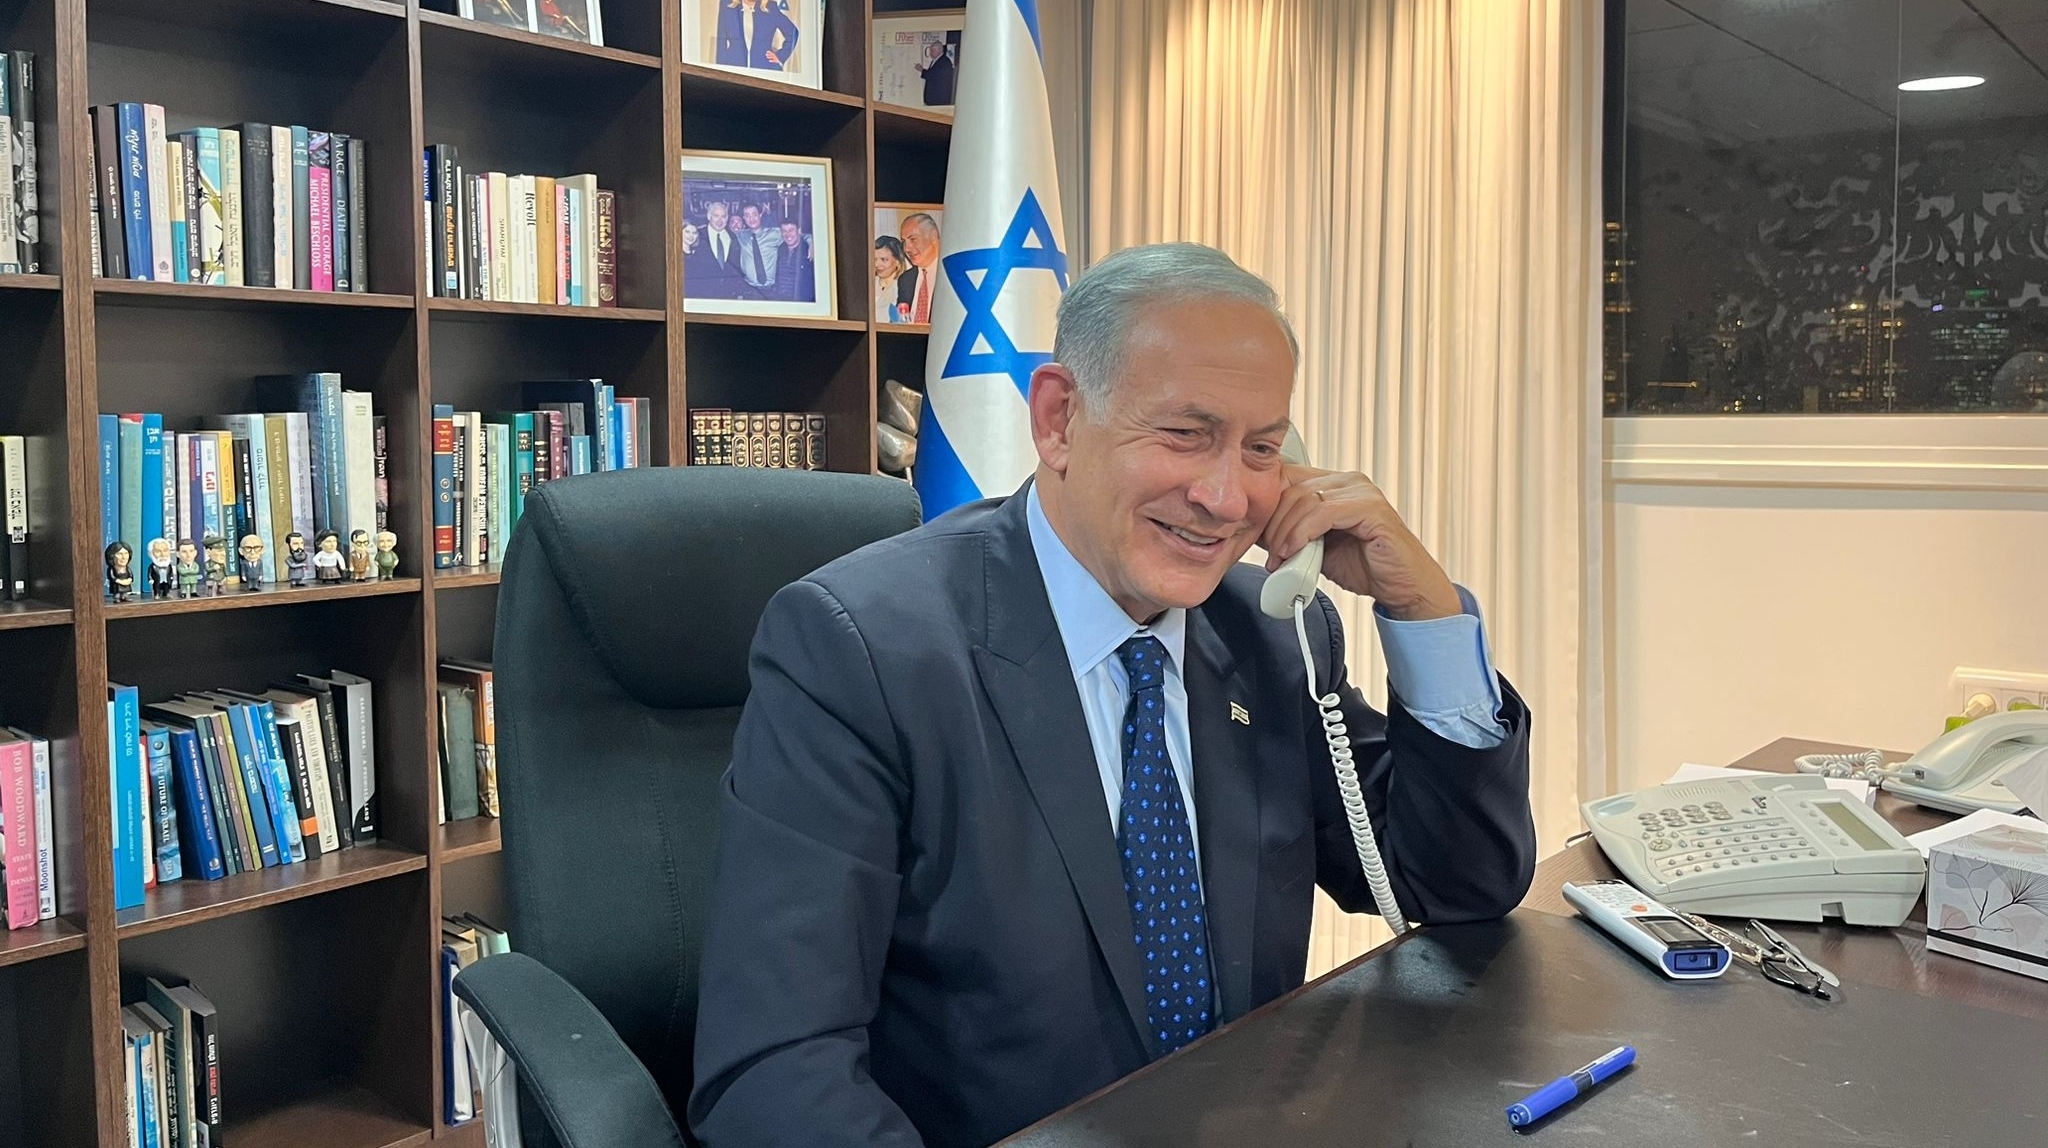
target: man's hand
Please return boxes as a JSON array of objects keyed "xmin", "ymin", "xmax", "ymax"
[{"xmin": 1260, "ymin": 465, "xmax": 1461, "ymax": 621}]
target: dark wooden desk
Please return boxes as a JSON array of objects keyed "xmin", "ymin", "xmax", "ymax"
[
  {"xmin": 1525, "ymin": 737, "xmax": 2048, "ymax": 1022},
  {"xmin": 996, "ymin": 738, "xmax": 2048, "ymax": 1146}
]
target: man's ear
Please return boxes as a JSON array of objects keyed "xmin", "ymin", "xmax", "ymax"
[{"xmin": 1028, "ymin": 363, "xmax": 1083, "ymax": 475}]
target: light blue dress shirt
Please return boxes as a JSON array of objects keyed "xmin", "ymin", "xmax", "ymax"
[{"xmin": 1024, "ymin": 485, "xmax": 1507, "ymax": 847}]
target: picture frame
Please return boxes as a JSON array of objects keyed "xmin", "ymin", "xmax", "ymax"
[
  {"xmin": 682, "ymin": 150, "xmax": 837, "ymax": 319},
  {"xmin": 457, "ymin": 0, "xmax": 605, "ymax": 46},
  {"xmin": 873, "ymin": 203, "xmax": 944, "ymax": 327},
  {"xmin": 873, "ymin": 10, "xmax": 964, "ymax": 115},
  {"xmin": 682, "ymin": 0, "xmax": 826, "ymax": 92}
]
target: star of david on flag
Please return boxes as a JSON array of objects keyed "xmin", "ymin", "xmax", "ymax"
[{"xmin": 915, "ymin": 0, "xmax": 1071, "ymax": 518}]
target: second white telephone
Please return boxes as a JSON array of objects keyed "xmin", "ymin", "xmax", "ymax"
[{"xmin": 1869, "ymin": 710, "xmax": 2048, "ymax": 816}]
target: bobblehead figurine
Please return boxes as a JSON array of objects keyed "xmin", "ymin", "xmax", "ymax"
[
  {"xmin": 175, "ymin": 539, "xmax": 202, "ymax": 598},
  {"xmin": 200, "ymin": 535, "xmax": 229, "ymax": 595},
  {"xmin": 284, "ymin": 531, "xmax": 312, "ymax": 587},
  {"xmin": 237, "ymin": 534, "xmax": 267, "ymax": 591},
  {"xmin": 348, "ymin": 529, "xmax": 375, "ymax": 582},
  {"xmin": 145, "ymin": 538, "xmax": 177, "ymax": 599},
  {"xmin": 374, "ymin": 530, "xmax": 400, "ymax": 580},
  {"xmin": 313, "ymin": 530, "xmax": 346, "ymax": 583},
  {"xmin": 104, "ymin": 541, "xmax": 135, "ymax": 603}
]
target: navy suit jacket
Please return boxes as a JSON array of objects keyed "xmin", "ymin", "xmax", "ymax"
[
  {"xmin": 688, "ymin": 489, "xmax": 1537, "ymax": 1147},
  {"xmin": 716, "ymin": 2, "xmax": 800, "ymax": 71}
]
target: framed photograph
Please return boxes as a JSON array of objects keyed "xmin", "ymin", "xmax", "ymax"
[
  {"xmin": 682, "ymin": 0, "xmax": 825, "ymax": 91},
  {"xmin": 682, "ymin": 150, "xmax": 836, "ymax": 318},
  {"xmin": 873, "ymin": 203, "xmax": 944, "ymax": 326},
  {"xmin": 457, "ymin": 0, "xmax": 603, "ymax": 45},
  {"xmin": 873, "ymin": 10, "xmax": 964, "ymax": 114}
]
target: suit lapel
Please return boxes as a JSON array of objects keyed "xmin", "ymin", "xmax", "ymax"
[
  {"xmin": 1186, "ymin": 609, "xmax": 1261, "ymax": 1022},
  {"xmin": 973, "ymin": 493, "xmax": 1157, "ymax": 1055}
]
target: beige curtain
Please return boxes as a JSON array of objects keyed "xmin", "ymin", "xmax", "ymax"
[{"xmin": 1088, "ymin": 0, "xmax": 1605, "ymax": 977}]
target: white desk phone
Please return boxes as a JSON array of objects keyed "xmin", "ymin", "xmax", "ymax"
[{"xmin": 1582, "ymin": 712, "xmax": 2048, "ymax": 928}]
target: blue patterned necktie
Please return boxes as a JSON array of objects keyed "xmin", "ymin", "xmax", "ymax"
[{"xmin": 1114, "ymin": 635, "xmax": 1213, "ymax": 1056}]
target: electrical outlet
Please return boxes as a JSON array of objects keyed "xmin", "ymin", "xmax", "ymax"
[{"xmin": 1952, "ymin": 667, "xmax": 2048, "ymax": 716}]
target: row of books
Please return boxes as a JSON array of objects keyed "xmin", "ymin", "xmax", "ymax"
[
  {"xmin": 0, "ymin": 726, "xmax": 54, "ymax": 930},
  {"xmin": 87, "ymin": 103, "xmax": 370, "ymax": 291},
  {"xmin": 432, "ymin": 381, "xmax": 651, "ymax": 569},
  {"xmin": 437, "ymin": 659, "xmax": 498, "ymax": 823},
  {"xmin": 443, "ymin": 912, "xmax": 513, "ymax": 1127},
  {"xmin": 120, "ymin": 976, "xmax": 221, "ymax": 1148},
  {"xmin": 0, "ymin": 51, "xmax": 40, "ymax": 274},
  {"xmin": 100, "ymin": 375, "xmax": 388, "ymax": 594},
  {"xmin": 107, "ymin": 672, "xmax": 377, "ymax": 911},
  {"xmin": 687, "ymin": 408, "xmax": 831, "ymax": 470},
  {"xmin": 425, "ymin": 144, "xmax": 618, "ymax": 306},
  {"xmin": 0, "ymin": 433, "xmax": 29, "ymax": 600}
]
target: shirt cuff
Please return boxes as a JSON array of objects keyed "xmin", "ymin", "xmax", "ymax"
[{"xmin": 1373, "ymin": 585, "xmax": 1508, "ymax": 749}]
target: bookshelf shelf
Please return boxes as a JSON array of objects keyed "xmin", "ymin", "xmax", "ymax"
[
  {"xmin": 874, "ymin": 322, "xmax": 933, "ymax": 336},
  {"xmin": 0, "ymin": 272, "xmax": 61, "ymax": 292},
  {"xmin": 438, "ymin": 817, "xmax": 501, "ymax": 863},
  {"xmin": 93, "ymin": 280, "xmax": 416, "ymax": 312},
  {"xmin": 874, "ymin": 103, "xmax": 955, "ymax": 147},
  {"xmin": 432, "ymin": 564, "xmax": 501, "ymax": 589},
  {"xmin": 426, "ymin": 297, "xmax": 665, "ymax": 323},
  {"xmin": 114, "ymin": 845, "xmax": 426, "ymax": 939},
  {"xmin": 0, "ymin": 600, "xmax": 74, "ymax": 630},
  {"xmin": 224, "ymin": 1084, "xmax": 428, "ymax": 1148},
  {"xmin": 686, "ymin": 312, "xmax": 871, "ymax": 333},
  {"xmin": 102, "ymin": 577, "xmax": 423, "ymax": 621},
  {"xmin": 419, "ymin": 10, "xmax": 661, "ymax": 73},
  {"xmin": 0, "ymin": 919, "xmax": 87, "ymax": 969},
  {"xmin": 681, "ymin": 62, "xmax": 868, "ymax": 115},
  {"xmin": 88, "ymin": 0, "xmax": 407, "ymax": 28}
]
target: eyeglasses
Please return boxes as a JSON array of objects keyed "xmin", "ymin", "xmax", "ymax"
[{"xmin": 1679, "ymin": 913, "xmax": 1839, "ymax": 1001}]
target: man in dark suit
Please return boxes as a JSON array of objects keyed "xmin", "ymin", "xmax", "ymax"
[
  {"xmin": 895, "ymin": 212, "xmax": 941, "ymax": 322},
  {"xmin": 918, "ymin": 41, "xmax": 957, "ymax": 105},
  {"xmin": 689, "ymin": 242, "xmax": 1536, "ymax": 1147},
  {"xmin": 686, "ymin": 201, "xmax": 757, "ymax": 300}
]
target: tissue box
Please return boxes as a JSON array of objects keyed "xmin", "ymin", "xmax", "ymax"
[{"xmin": 1926, "ymin": 823, "xmax": 2048, "ymax": 982}]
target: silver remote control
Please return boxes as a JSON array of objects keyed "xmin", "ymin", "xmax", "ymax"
[{"xmin": 1563, "ymin": 879, "xmax": 1731, "ymax": 980}]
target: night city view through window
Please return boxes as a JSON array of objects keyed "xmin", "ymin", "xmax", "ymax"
[{"xmin": 1605, "ymin": 0, "xmax": 2048, "ymax": 415}]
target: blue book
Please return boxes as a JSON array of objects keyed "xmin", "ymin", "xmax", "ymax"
[
  {"xmin": 164, "ymin": 724, "xmax": 225, "ymax": 880},
  {"xmin": 432, "ymin": 404, "xmax": 455, "ymax": 569},
  {"xmin": 107, "ymin": 684, "xmax": 146, "ymax": 910},
  {"xmin": 215, "ymin": 694, "xmax": 304, "ymax": 864},
  {"xmin": 570, "ymin": 434, "xmax": 591, "ymax": 475},
  {"xmin": 213, "ymin": 700, "xmax": 281, "ymax": 868},
  {"xmin": 117, "ymin": 415, "xmax": 143, "ymax": 563},
  {"xmin": 169, "ymin": 140, "xmax": 189, "ymax": 285},
  {"xmin": 609, "ymin": 401, "xmax": 626, "ymax": 471},
  {"xmin": 98, "ymin": 414, "xmax": 120, "ymax": 549},
  {"xmin": 141, "ymin": 724, "xmax": 182, "ymax": 883},
  {"xmin": 116, "ymin": 103, "xmax": 153, "ymax": 281},
  {"xmin": 139, "ymin": 414, "xmax": 165, "ymax": 558},
  {"xmin": 193, "ymin": 128, "xmax": 224, "ymax": 285},
  {"xmin": 253, "ymin": 373, "xmax": 344, "ymax": 537}
]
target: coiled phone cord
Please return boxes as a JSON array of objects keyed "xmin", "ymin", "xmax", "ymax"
[{"xmin": 1294, "ymin": 600, "xmax": 1410, "ymax": 935}]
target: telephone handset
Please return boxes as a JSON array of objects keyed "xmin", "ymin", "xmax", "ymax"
[
  {"xmin": 1873, "ymin": 710, "xmax": 2048, "ymax": 816},
  {"xmin": 1258, "ymin": 426, "xmax": 1325, "ymax": 620},
  {"xmin": 1258, "ymin": 427, "xmax": 1409, "ymax": 934}
]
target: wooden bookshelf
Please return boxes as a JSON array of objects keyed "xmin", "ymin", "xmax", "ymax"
[{"xmin": 0, "ymin": 1, "xmax": 952, "ymax": 1145}]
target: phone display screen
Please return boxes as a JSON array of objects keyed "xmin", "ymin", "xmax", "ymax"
[{"xmin": 1817, "ymin": 801, "xmax": 1890, "ymax": 851}]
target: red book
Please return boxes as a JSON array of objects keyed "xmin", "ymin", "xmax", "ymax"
[{"xmin": 0, "ymin": 738, "xmax": 37, "ymax": 927}]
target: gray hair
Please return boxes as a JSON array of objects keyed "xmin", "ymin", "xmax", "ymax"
[{"xmin": 1052, "ymin": 242, "xmax": 1299, "ymax": 409}]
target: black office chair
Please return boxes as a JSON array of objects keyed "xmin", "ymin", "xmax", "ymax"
[{"xmin": 453, "ymin": 466, "xmax": 922, "ymax": 1148}]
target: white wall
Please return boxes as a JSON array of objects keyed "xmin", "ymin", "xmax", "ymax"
[{"xmin": 1604, "ymin": 416, "xmax": 2048, "ymax": 796}]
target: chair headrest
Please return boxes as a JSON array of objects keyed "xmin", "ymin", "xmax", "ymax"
[{"xmin": 506, "ymin": 467, "xmax": 922, "ymax": 710}]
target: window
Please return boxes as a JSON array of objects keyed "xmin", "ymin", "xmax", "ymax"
[{"xmin": 1604, "ymin": 0, "xmax": 2048, "ymax": 415}]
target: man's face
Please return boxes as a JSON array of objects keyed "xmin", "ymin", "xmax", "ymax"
[
  {"xmin": 178, "ymin": 542, "xmax": 196, "ymax": 563},
  {"xmin": 781, "ymin": 222, "xmax": 801, "ymax": 249},
  {"xmin": 903, "ymin": 223, "xmax": 936, "ymax": 266},
  {"xmin": 149, "ymin": 539, "xmax": 171, "ymax": 563},
  {"xmin": 1030, "ymin": 298, "xmax": 1295, "ymax": 622},
  {"xmin": 239, "ymin": 537, "xmax": 264, "ymax": 562},
  {"xmin": 742, "ymin": 205, "xmax": 763, "ymax": 229},
  {"xmin": 706, "ymin": 203, "xmax": 729, "ymax": 232}
]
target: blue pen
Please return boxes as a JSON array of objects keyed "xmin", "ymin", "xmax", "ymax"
[{"xmin": 1505, "ymin": 1045, "xmax": 1635, "ymax": 1128}]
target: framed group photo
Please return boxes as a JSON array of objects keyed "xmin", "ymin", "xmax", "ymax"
[
  {"xmin": 682, "ymin": 0, "xmax": 825, "ymax": 91},
  {"xmin": 682, "ymin": 151, "xmax": 837, "ymax": 319},
  {"xmin": 874, "ymin": 203, "xmax": 943, "ymax": 326},
  {"xmin": 457, "ymin": 0, "xmax": 604, "ymax": 45},
  {"xmin": 873, "ymin": 10, "xmax": 964, "ymax": 114}
]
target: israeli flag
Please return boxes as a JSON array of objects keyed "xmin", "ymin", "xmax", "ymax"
[{"xmin": 917, "ymin": 0, "xmax": 1071, "ymax": 518}]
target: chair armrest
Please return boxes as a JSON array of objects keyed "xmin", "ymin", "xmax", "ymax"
[{"xmin": 453, "ymin": 952, "xmax": 687, "ymax": 1148}]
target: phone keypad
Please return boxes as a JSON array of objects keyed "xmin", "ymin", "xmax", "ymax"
[{"xmin": 1642, "ymin": 815, "xmax": 1823, "ymax": 880}]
